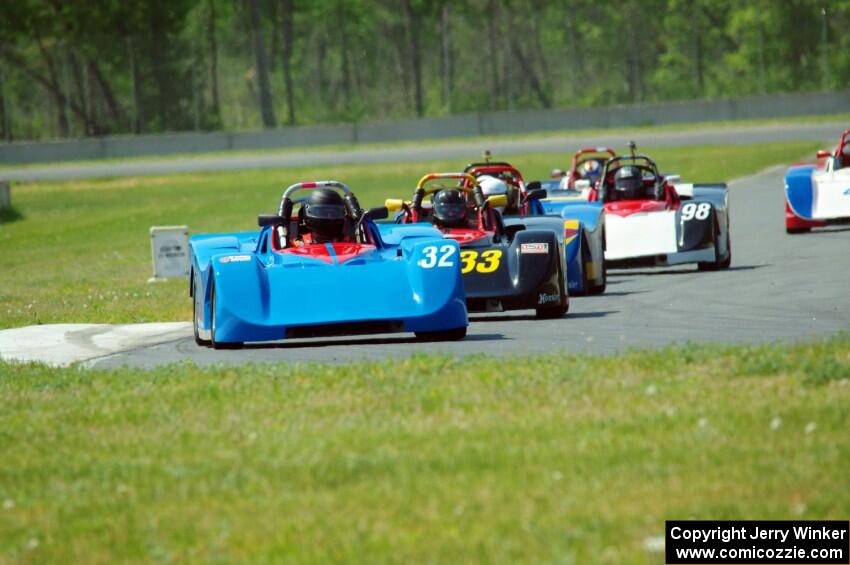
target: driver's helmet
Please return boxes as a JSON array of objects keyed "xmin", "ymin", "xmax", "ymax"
[
  {"xmin": 432, "ymin": 189, "xmax": 468, "ymax": 228},
  {"xmin": 842, "ymin": 144, "xmax": 850, "ymax": 156},
  {"xmin": 580, "ymin": 159, "xmax": 602, "ymax": 184},
  {"xmin": 614, "ymin": 165, "xmax": 643, "ymax": 200},
  {"xmin": 303, "ymin": 188, "xmax": 346, "ymax": 241},
  {"xmin": 477, "ymin": 175, "xmax": 509, "ymax": 213}
]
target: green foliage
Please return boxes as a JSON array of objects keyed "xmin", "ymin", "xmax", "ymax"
[
  {"xmin": 0, "ymin": 335, "xmax": 848, "ymax": 562},
  {"xmin": 1, "ymin": 0, "xmax": 849, "ymax": 140}
]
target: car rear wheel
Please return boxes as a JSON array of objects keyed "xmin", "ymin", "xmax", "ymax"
[
  {"xmin": 582, "ymin": 229, "xmax": 607, "ymax": 295},
  {"xmin": 586, "ymin": 253, "xmax": 607, "ymax": 295},
  {"xmin": 210, "ymin": 281, "xmax": 243, "ymax": 350},
  {"xmin": 698, "ymin": 221, "xmax": 731, "ymax": 271},
  {"xmin": 538, "ymin": 250, "xmax": 569, "ymax": 317},
  {"xmin": 718, "ymin": 235, "xmax": 732, "ymax": 269},
  {"xmin": 535, "ymin": 248, "xmax": 568, "ymax": 319},
  {"xmin": 589, "ymin": 261, "xmax": 607, "ymax": 294},
  {"xmin": 786, "ymin": 227, "xmax": 810, "ymax": 234},
  {"xmin": 192, "ymin": 272, "xmax": 211, "ymax": 347},
  {"xmin": 414, "ymin": 327, "xmax": 467, "ymax": 341}
]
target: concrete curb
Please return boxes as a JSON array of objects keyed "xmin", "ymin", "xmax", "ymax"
[{"xmin": 0, "ymin": 322, "xmax": 192, "ymax": 367}]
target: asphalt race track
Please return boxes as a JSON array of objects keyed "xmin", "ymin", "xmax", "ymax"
[
  {"xmin": 85, "ymin": 165, "xmax": 849, "ymax": 369},
  {"xmin": 3, "ymin": 121, "xmax": 847, "ymax": 182}
]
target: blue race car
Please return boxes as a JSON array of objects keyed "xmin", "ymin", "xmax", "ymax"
[{"xmin": 189, "ymin": 181, "xmax": 468, "ymax": 348}]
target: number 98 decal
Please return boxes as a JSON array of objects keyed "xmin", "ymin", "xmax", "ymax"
[
  {"xmin": 418, "ymin": 244, "xmax": 457, "ymax": 268},
  {"xmin": 681, "ymin": 202, "xmax": 711, "ymax": 221}
]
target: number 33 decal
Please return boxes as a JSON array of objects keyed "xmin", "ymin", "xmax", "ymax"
[
  {"xmin": 419, "ymin": 244, "xmax": 457, "ymax": 268},
  {"xmin": 460, "ymin": 249, "xmax": 502, "ymax": 274},
  {"xmin": 681, "ymin": 202, "xmax": 711, "ymax": 221}
]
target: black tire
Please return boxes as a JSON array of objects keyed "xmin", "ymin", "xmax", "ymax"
[
  {"xmin": 192, "ymin": 273, "xmax": 211, "ymax": 347},
  {"xmin": 415, "ymin": 327, "xmax": 467, "ymax": 341},
  {"xmin": 698, "ymin": 220, "xmax": 731, "ymax": 271},
  {"xmin": 574, "ymin": 235, "xmax": 591, "ymax": 296},
  {"xmin": 585, "ymin": 228, "xmax": 607, "ymax": 295},
  {"xmin": 717, "ymin": 234, "xmax": 732, "ymax": 269},
  {"xmin": 587, "ymin": 253, "xmax": 607, "ymax": 295},
  {"xmin": 210, "ymin": 281, "xmax": 243, "ymax": 350},
  {"xmin": 538, "ymin": 246, "xmax": 569, "ymax": 317},
  {"xmin": 786, "ymin": 227, "xmax": 810, "ymax": 234},
  {"xmin": 591, "ymin": 262, "xmax": 607, "ymax": 294},
  {"xmin": 536, "ymin": 303, "xmax": 569, "ymax": 319}
]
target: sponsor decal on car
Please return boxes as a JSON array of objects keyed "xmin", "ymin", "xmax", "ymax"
[
  {"xmin": 538, "ymin": 293, "xmax": 560, "ymax": 305},
  {"xmin": 520, "ymin": 242, "xmax": 549, "ymax": 254},
  {"xmin": 563, "ymin": 220, "xmax": 580, "ymax": 246},
  {"xmin": 220, "ymin": 255, "xmax": 252, "ymax": 263}
]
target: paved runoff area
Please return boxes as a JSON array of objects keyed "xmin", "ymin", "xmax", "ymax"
[{"xmin": 2, "ymin": 165, "xmax": 847, "ymax": 369}]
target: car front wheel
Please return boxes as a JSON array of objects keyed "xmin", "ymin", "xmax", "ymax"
[
  {"xmin": 192, "ymin": 273, "xmax": 211, "ymax": 347},
  {"xmin": 210, "ymin": 281, "xmax": 243, "ymax": 350}
]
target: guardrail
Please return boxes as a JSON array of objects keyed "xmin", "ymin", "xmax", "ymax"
[{"xmin": 1, "ymin": 90, "xmax": 848, "ymax": 165}]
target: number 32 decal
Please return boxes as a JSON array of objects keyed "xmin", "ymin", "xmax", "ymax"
[
  {"xmin": 681, "ymin": 202, "xmax": 711, "ymax": 221},
  {"xmin": 418, "ymin": 245, "xmax": 503, "ymax": 274},
  {"xmin": 460, "ymin": 249, "xmax": 502, "ymax": 274},
  {"xmin": 419, "ymin": 244, "xmax": 457, "ymax": 268}
]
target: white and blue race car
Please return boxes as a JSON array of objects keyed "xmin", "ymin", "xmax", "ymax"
[{"xmin": 785, "ymin": 128, "xmax": 850, "ymax": 233}]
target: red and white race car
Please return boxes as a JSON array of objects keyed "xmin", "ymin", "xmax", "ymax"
[
  {"xmin": 785, "ymin": 128, "xmax": 850, "ymax": 233},
  {"xmin": 586, "ymin": 146, "xmax": 732, "ymax": 270}
]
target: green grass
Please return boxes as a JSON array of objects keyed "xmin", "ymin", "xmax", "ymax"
[
  {"xmin": 0, "ymin": 136, "xmax": 845, "ymax": 562},
  {"xmin": 0, "ymin": 336, "xmax": 848, "ymax": 563},
  {"xmin": 0, "ymin": 111, "xmax": 844, "ymax": 172},
  {"xmin": 0, "ymin": 141, "xmax": 819, "ymax": 329}
]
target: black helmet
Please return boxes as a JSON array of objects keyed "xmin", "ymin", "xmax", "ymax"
[
  {"xmin": 432, "ymin": 189, "xmax": 468, "ymax": 228},
  {"xmin": 303, "ymin": 188, "xmax": 346, "ymax": 240},
  {"xmin": 614, "ymin": 165, "xmax": 643, "ymax": 199}
]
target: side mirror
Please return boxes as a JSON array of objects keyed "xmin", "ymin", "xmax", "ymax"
[
  {"xmin": 486, "ymin": 194, "xmax": 508, "ymax": 208},
  {"xmin": 384, "ymin": 199, "xmax": 405, "ymax": 212},
  {"xmin": 524, "ymin": 188, "xmax": 547, "ymax": 202},
  {"xmin": 526, "ymin": 180, "xmax": 541, "ymax": 191},
  {"xmin": 551, "ymin": 168, "xmax": 566, "ymax": 179},
  {"xmin": 258, "ymin": 214, "xmax": 284, "ymax": 227},
  {"xmin": 574, "ymin": 179, "xmax": 591, "ymax": 191},
  {"xmin": 816, "ymin": 149, "xmax": 830, "ymax": 159},
  {"xmin": 364, "ymin": 206, "xmax": 389, "ymax": 221}
]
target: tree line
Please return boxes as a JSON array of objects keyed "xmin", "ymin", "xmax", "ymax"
[{"xmin": 0, "ymin": 0, "xmax": 847, "ymax": 142}]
